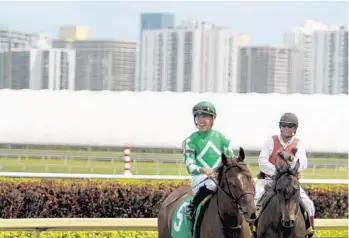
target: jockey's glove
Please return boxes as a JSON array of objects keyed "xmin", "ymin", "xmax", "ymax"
[{"xmin": 200, "ymin": 168, "xmax": 217, "ymax": 178}]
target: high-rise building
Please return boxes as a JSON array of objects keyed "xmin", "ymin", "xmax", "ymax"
[
  {"xmin": 0, "ymin": 48, "xmax": 75, "ymax": 90},
  {"xmin": 0, "ymin": 25, "xmax": 52, "ymax": 49},
  {"xmin": 140, "ymin": 20, "xmax": 243, "ymax": 93},
  {"xmin": 284, "ymin": 20, "xmax": 348, "ymax": 94},
  {"xmin": 53, "ymin": 40, "xmax": 136, "ymax": 91},
  {"xmin": 0, "ymin": 26, "xmax": 53, "ymax": 88},
  {"xmin": 238, "ymin": 45, "xmax": 302, "ymax": 94},
  {"xmin": 59, "ymin": 25, "xmax": 89, "ymax": 41},
  {"xmin": 136, "ymin": 13, "xmax": 175, "ymax": 91}
]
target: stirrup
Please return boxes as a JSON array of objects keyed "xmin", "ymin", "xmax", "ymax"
[{"xmin": 306, "ymin": 230, "xmax": 316, "ymax": 238}]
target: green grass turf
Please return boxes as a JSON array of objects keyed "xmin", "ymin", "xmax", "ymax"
[{"xmin": 0, "ymin": 157, "xmax": 347, "ymax": 179}]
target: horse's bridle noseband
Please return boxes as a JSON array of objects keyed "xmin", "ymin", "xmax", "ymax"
[
  {"xmin": 220, "ymin": 164, "xmax": 255, "ymax": 209},
  {"xmin": 211, "ymin": 163, "xmax": 256, "ymax": 230},
  {"xmin": 274, "ymin": 154, "xmax": 301, "ymax": 221}
]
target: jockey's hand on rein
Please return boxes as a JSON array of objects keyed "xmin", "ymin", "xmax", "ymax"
[{"xmin": 200, "ymin": 168, "xmax": 217, "ymax": 178}]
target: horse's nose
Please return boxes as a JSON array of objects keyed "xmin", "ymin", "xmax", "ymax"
[
  {"xmin": 281, "ymin": 219, "xmax": 295, "ymax": 228},
  {"xmin": 250, "ymin": 213, "xmax": 257, "ymax": 220},
  {"xmin": 244, "ymin": 212, "xmax": 257, "ymax": 224}
]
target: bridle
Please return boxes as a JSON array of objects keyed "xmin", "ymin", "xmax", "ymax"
[
  {"xmin": 274, "ymin": 154, "xmax": 301, "ymax": 223},
  {"xmin": 211, "ymin": 162, "xmax": 256, "ymax": 231},
  {"xmin": 275, "ymin": 150, "xmax": 298, "ymax": 171},
  {"xmin": 217, "ymin": 163, "xmax": 255, "ymax": 209}
]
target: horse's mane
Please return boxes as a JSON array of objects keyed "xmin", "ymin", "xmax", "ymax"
[
  {"xmin": 274, "ymin": 153, "xmax": 301, "ymax": 182},
  {"xmin": 277, "ymin": 150, "xmax": 292, "ymax": 161},
  {"xmin": 216, "ymin": 163, "xmax": 224, "ymax": 183}
]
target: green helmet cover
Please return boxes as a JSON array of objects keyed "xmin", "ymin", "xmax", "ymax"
[{"xmin": 192, "ymin": 101, "xmax": 217, "ymax": 118}]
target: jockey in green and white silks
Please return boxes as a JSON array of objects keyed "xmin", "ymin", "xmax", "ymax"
[{"xmin": 182, "ymin": 101, "xmax": 235, "ymax": 223}]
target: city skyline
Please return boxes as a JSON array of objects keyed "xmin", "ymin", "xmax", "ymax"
[
  {"xmin": 0, "ymin": 1, "xmax": 347, "ymax": 44},
  {"xmin": 0, "ymin": 2, "xmax": 347, "ymax": 95}
]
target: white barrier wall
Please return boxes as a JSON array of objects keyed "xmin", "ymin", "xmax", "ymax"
[{"xmin": 0, "ymin": 89, "xmax": 348, "ymax": 153}]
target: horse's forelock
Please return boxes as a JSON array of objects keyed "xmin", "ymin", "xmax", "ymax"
[
  {"xmin": 277, "ymin": 172, "xmax": 299, "ymax": 191},
  {"xmin": 236, "ymin": 161, "xmax": 252, "ymax": 177}
]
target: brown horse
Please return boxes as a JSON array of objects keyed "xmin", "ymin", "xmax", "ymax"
[
  {"xmin": 255, "ymin": 150, "xmax": 307, "ymax": 238},
  {"xmin": 158, "ymin": 147, "xmax": 257, "ymax": 238}
]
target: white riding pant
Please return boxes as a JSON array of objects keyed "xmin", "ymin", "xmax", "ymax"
[
  {"xmin": 191, "ymin": 174, "xmax": 217, "ymax": 195},
  {"xmin": 255, "ymin": 179, "xmax": 315, "ymax": 217}
]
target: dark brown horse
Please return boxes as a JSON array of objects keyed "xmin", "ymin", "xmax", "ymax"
[
  {"xmin": 158, "ymin": 147, "xmax": 257, "ymax": 238},
  {"xmin": 256, "ymin": 150, "xmax": 306, "ymax": 238}
]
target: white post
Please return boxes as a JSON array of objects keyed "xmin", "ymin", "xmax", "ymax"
[
  {"xmin": 35, "ymin": 229, "xmax": 41, "ymax": 238},
  {"xmin": 123, "ymin": 146, "xmax": 132, "ymax": 176}
]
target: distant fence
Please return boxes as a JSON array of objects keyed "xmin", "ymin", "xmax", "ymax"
[
  {"xmin": 0, "ymin": 218, "xmax": 347, "ymax": 238},
  {"xmin": 0, "ymin": 148, "xmax": 347, "ymax": 166},
  {"xmin": 0, "ymin": 143, "xmax": 347, "ymax": 158},
  {"xmin": 0, "ymin": 172, "xmax": 348, "ymax": 184}
]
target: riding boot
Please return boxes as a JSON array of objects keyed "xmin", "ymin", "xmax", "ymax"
[
  {"xmin": 306, "ymin": 216, "xmax": 315, "ymax": 238},
  {"xmin": 186, "ymin": 185, "xmax": 212, "ymax": 223},
  {"xmin": 301, "ymin": 203, "xmax": 315, "ymax": 238},
  {"xmin": 306, "ymin": 229, "xmax": 315, "ymax": 238}
]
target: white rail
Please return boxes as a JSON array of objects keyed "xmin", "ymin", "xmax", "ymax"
[{"xmin": 0, "ymin": 171, "xmax": 348, "ymax": 184}]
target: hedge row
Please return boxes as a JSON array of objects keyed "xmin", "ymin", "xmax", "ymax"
[
  {"xmin": 0, "ymin": 178, "xmax": 347, "ymax": 219},
  {"xmin": 0, "ymin": 230, "xmax": 348, "ymax": 238}
]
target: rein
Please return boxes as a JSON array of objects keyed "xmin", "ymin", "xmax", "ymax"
[
  {"xmin": 214, "ymin": 164, "xmax": 255, "ymax": 210},
  {"xmin": 273, "ymin": 155, "xmax": 302, "ymax": 222},
  {"xmin": 211, "ymin": 163, "xmax": 255, "ymax": 231}
]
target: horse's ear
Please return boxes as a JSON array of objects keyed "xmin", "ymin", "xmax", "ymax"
[
  {"xmin": 222, "ymin": 153, "xmax": 233, "ymax": 166},
  {"xmin": 291, "ymin": 148, "xmax": 298, "ymax": 156},
  {"xmin": 290, "ymin": 159, "xmax": 300, "ymax": 176},
  {"xmin": 237, "ymin": 147, "xmax": 245, "ymax": 162}
]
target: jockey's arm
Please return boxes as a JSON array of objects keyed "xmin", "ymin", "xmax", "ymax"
[
  {"xmin": 258, "ymin": 138, "xmax": 276, "ymax": 177},
  {"xmin": 289, "ymin": 140, "xmax": 308, "ymax": 172},
  {"xmin": 182, "ymin": 139, "xmax": 201, "ymax": 175}
]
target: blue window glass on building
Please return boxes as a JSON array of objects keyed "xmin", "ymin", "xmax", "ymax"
[{"xmin": 137, "ymin": 13, "xmax": 174, "ymax": 91}]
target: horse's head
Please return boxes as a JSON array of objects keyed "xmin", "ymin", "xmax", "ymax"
[
  {"xmin": 275, "ymin": 148, "xmax": 297, "ymax": 173},
  {"xmin": 218, "ymin": 147, "xmax": 257, "ymax": 223},
  {"xmin": 274, "ymin": 150, "xmax": 301, "ymax": 228}
]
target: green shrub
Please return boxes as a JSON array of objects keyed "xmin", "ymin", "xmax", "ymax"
[{"xmin": 0, "ymin": 178, "xmax": 347, "ymax": 219}]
